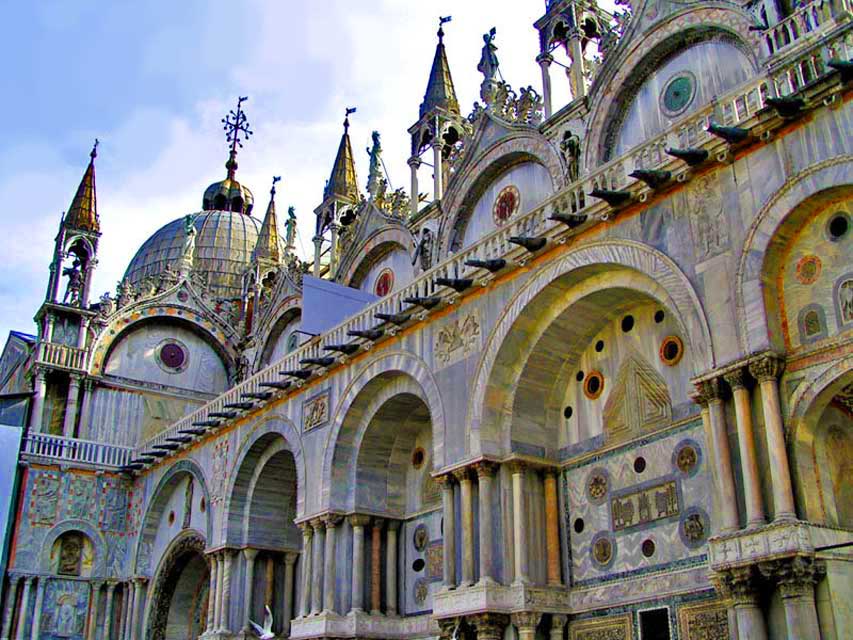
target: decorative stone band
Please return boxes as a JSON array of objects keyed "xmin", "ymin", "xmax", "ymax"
[
  {"xmin": 432, "ymin": 581, "xmax": 571, "ymax": 618},
  {"xmin": 708, "ymin": 521, "xmax": 816, "ymax": 570}
]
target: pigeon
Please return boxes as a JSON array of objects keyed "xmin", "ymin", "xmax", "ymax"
[{"xmin": 249, "ymin": 605, "xmax": 275, "ymax": 640}]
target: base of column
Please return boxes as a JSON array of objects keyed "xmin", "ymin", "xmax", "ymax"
[
  {"xmin": 476, "ymin": 577, "xmax": 498, "ymax": 587},
  {"xmin": 290, "ymin": 610, "xmax": 432, "ymax": 640}
]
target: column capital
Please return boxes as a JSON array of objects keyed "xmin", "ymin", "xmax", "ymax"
[
  {"xmin": 297, "ymin": 521, "xmax": 314, "ymax": 537},
  {"xmin": 759, "ymin": 556, "xmax": 822, "ymax": 599},
  {"xmin": 451, "ymin": 467, "xmax": 472, "ymax": 483},
  {"xmin": 433, "ymin": 473, "xmax": 455, "ymax": 488},
  {"xmin": 243, "ymin": 548, "xmax": 259, "ymax": 561},
  {"xmin": 723, "ymin": 368, "xmax": 748, "ymax": 391},
  {"xmin": 348, "ymin": 514, "xmax": 371, "ymax": 528},
  {"xmin": 322, "ymin": 513, "xmax": 343, "ymax": 527},
  {"xmin": 437, "ymin": 618, "xmax": 462, "ymax": 640},
  {"xmin": 473, "ymin": 460, "xmax": 499, "ymax": 478},
  {"xmin": 372, "ymin": 517, "xmax": 385, "ymax": 530},
  {"xmin": 89, "ymin": 579, "xmax": 105, "ymax": 589},
  {"xmin": 471, "ymin": 613, "xmax": 510, "ymax": 640},
  {"xmin": 713, "ymin": 566, "xmax": 761, "ymax": 606},
  {"xmin": 507, "ymin": 460, "xmax": 528, "ymax": 475},
  {"xmin": 696, "ymin": 377, "xmax": 725, "ymax": 403},
  {"xmin": 104, "ymin": 579, "xmax": 119, "ymax": 590},
  {"xmin": 749, "ymin": 354, "xmax": 785, "ymax": 383},
  {"xmin": 310, "ymin": 517, "xmax": 326, "ymax": 531},
  {"xmin": 131, "ymin": 576, "xmax": 149, "ymax": 585},
  {"xmin": 284, "ymin": 551, "xmax": 299, "ymax": 566},
  {"xmin": 408, "ymin": 156, "xmax": 422, "ymax": 169},
  {"xmin": 386, "ymin": 519, "xmax": 401, "ymax": 532},
  {"xmin": 511, "ymin": 611, "xmax": 542, "ymax": 632},
  {"xmin": 536, "ymin": 52, "xmax": 554, "ymax": 65}
]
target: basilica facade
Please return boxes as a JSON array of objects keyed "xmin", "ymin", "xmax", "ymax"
[{"xmin": 1, "ymin": 1, "xmax": 852, "ymax": 639}]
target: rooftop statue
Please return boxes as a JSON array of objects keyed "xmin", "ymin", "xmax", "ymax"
[
  {"xmin": 366, "ymin": 131, "xmax": 383, "ymax": 200},
  {"xmin": 478, "ymin": 27, "xmax": 499, "ymax": 82}
]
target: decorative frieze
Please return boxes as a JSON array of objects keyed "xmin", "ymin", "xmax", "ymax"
[
  {"xmin": 708, "ymin": 521, "xmax": 813, "ymax": 569},
  {"xmin": 434, "ymin": 311, "xmax": 482, "ymax": 370},
  {"xmin": 677, "ymin": 599, "xmax": 730, "ymax": 640},
  {"xmin": 302, "ymin": 389, "xmax": 330, "ymax": 432},
  {"xmin": 569, "ymin": 613, "xmax": 632, "ymax": 640}
]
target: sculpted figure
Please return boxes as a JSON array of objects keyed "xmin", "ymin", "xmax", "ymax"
[{"xmin": 477, "ymin": 28, "xmax": 499, "ymax": 81}]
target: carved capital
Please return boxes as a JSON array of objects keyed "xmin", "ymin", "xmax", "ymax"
[
  {"xmin": 536, "ymin": 52, "xmax": 554, "ymax": 66},
  {"xmin": 723, "ymin": 368, "xmax": 748, "ymax": 391},
  {"xmin": 436, "ymin": 617, "xmax": 462, "ymax": 640},
  {"xmin": 372, "ymin": 517, "xmax": 385, "ymax": 530},
  {"xmin": 749, "ymin": 354, "xmax": 785, "ymax": 383},
  {"xmin": 243, "ymin": 547, "xmax": 259, "ymax": 561},
  {"xmin": 714, "ymin": 566, "xmax": 762, "ymax": 606},
  {"xmin": 434, "ymin": 473, "xmax": 456, "ymax": 489},
  {"xmin": 310, "ymin": 518, "xmax": 326, "ymax": 532},
  {"xmin": 471, "ymin": 613, "xmax": 510, "ymax": 640},
  {"xmin": 507, "ymin": 460, "xmax": 528, "ymax": 475},
  {"xmin": 348, "ymin": 514, "xmax": 371, "ymax": 528},
  {"xmin": 386, "ymin": 519, "xmax": 401, "ymax": 532},
  {"xmin": 298, "ymin": 522, "xmax": 314, "ymax": 539},
  {"xmin": 322, "ymin": 513, "xmax": 343, "ymax": 528},
  {"xmin": 451, "ymin": 467, "xmax": 472, "ymax": 483},
  {"xmin": 284, "ymin": 551, "xmax": 299, "ymax": 566},
  {"xmin": 766, "ymin": 556, "xmax": 822, "ymax": 599},
  {"xmin": 474, "ymin": 461, "xmax": 499, "ymax": 479},
  {"xmin": 512, "ymin": 611, "xmax": 542, "ymax": 631}
]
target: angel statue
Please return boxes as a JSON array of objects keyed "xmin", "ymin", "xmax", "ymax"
[
  {"xmin": 249, "ymin": 605, "xmax": 275, "ymax": 639},
  {"xmin": 62, "ymin": 260, "xmax": 83, "ymax": 305},
  {"xmin": 477, "ymin": 27, "xmax": 499, "ymax": 81}
]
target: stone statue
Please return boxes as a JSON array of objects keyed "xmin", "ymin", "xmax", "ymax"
[
  {"xmin": 62, "ymin": 260, "xmax": 83, "ymax": 305},
  {"xmin": 183, "ymin": 215, "xmax": 197, "ymax": 256},
  {"xmin": 366, "ymin": 131, "xmax": 383, "ymax": 200},
  {"xmin": 477, "ymin": 28, "xmax": 499, "ymax": 82},
  {"xmin": 98, "ymin": 291, "xmax": 115, "ymax": 318},
  {"xmin": 285, "ymin": 206, "xmax": 297, "ymax": 249},
  {"xmin": 560, "ymin": 131, "xmax": 582, "ymax": 182},
  {"xmin": 117, "ymin": 278, "xmax": 134, "ymax": 308}
]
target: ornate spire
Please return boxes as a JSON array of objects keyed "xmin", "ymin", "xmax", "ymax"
[
  {"xmin": 222, "ymin": 96, "xmax": 253, "ymax": 180},
  {"xmin": 325, "ymin": 107, "xmax": 359, "ymax": 203},
  {"xmin": 419, "ymin": 17, "xmax": 459, "ymax": 118},
  {"xmin": 65, "ymin": 139, "xmax": 100, "ymax": 233},
  {"xmin": 254, "ymin": 176, "xmax": 283, "ymax": 263}
]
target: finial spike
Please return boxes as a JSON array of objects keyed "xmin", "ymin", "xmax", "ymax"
[
  {"xmin": 91, "ymin": 138, "xmax": 99, "ymax": 160},
  {"xmin": 222, "ymin": 96, "xmax": 253, "ymax": 179},
  {"xmin": 344, "ymin": 106, "xmax": 356, "ymax": 131},
  {"xmin": 271, "ymin": 175, "xmax": 281, "ymax": 196},
  {"xmin": 438, "ymin": 15, "xmax": 451, "ymax": 41}
]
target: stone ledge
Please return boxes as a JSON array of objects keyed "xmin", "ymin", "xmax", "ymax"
[
  {"xmin": 289, "ymin": 611, "xmax": 436, "ymax": 639},
  {"xmin": 432, "ymin": 582, "xmax": 570, "ymax": 618}
]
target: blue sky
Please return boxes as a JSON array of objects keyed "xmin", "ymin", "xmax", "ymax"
[{"xmin": 0, "ymin": 0, "xmax": 613, "ymax": 338}]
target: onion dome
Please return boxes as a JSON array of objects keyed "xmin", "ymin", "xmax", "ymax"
[
  {"xmin": 202, "ymin": 177, "xmax": 254, "ymax": 215},
  {"xmin": 124, "ymin": 211, "xmax": 263, "ymax": 299}
]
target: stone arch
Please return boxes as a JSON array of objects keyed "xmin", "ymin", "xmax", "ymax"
[
  {"xmin": 222, "ymin": 415, "xmax": 306, "ymax": 545},
  {"xmin": 735, "ymin": 156, "xmax": 853, "ymax": 354},
  {"xmin": 39, "ymin": 519, "xmax": 107, "ymax": 577},
  {"xmin": 787, "ymin": 354, "xmax": 853, "ymax": 525},
  {"xmin": 439, "ymin": 128, "xmax": 564, "ymax": 257},
  {"xmin": 584, "ymin": 4, "xmax": 761, "ymax": 169},
  {"xmin": 133, "ymin": 459, "xmax": 211, "ymax": 574},
  {"xmin": 320, "ymin": 351, "xmax": 446, "ymax": 510},
  {"xmin": 339, "ymin": 225, "xmax": 415, "ymax": 287},
  {"xmin": 255, "ymin": 296, "xmax": 302, "ymax": 370},
  {"xmin": 143, "ymin": 529, "xmax": 208, "ymax": 640},
  {"xmin": 467, "ymin": 240, "xmax": 712, "ymax": 458}
]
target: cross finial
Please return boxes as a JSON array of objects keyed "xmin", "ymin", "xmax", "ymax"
[
  {"xmin": 344, "ymin": 107, "xmax": 356, "ymax": 131},
  {"xmin": 438, "ymin": 15, "xmax": 451, "ymax": 42},
  {"xmin": 271, "ymin": 175, "xmax": 281, "ymax": 197},
  {"xmin": 90, "ymin": 138, "xmax": 99, "ymax": 160},
  {"xmin": 222, "ymin": 96, "xmax": 253, "ymax": 179}
]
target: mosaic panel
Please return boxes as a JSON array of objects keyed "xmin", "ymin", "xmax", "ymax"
[
  {"xmin": 569, "ymin": 613, "xmax": 632, "ymax": 640},
  {"xmin": 677, "ymin": 600, "xmax": 730, "ymax": 640},
  {"xmin": 65, "ymin": 475, "xmax": 97, "ymax": 520},
  {"xmin": 30, "ymin": 471, "xmax": 61, "ymax": 526},
  {"xmin": 610, "ymin": 479, "xmax": 679, "ymax": 532},
  {"xmin": 42, "ymin": 579, "xmax": 89, "ymax": 640},
  {"xmin": 98, "ymin": 477, "xmax": 128, "ymax": 532}
]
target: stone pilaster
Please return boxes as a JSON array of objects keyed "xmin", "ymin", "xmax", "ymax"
[
  {"xmin": 14, "ymin": 576, "xmax": 33, "ymax": 640},
  {"xmin": 30, "ymin": 577, "xmax": 47, "ymax": 640},
  {"xmin": 715, "ymin": 566, "xmax": 767, "ymax": 640},
  {"xmin": 322, "ymin": 515, "xmax": 342, "ymax": 614},
  {"xmin": 298, "ymin": 523, "xmax": 313, "ymax": 618},
  {"xmin": 87, "ymin": 581, "xmax": 103, "ymax": 640},
  {"xmin": 205, "ymin": 553, "xmax": 217, "ymax": 633},
  {"xmin": 310, "ymin": 519, "xmax": 325, "ymax": 615},
  {"xmin": 761, "ymin": 557, "xmax": 823, "ymax": 640},
  {"xmin": 509, "ymin": 462, "xmax": 531, "ymax": 584},
  {"xmin": 130, "ymin": 577, "xmax": 147, "ymax": 640},
  {"xmin": 220, "ymin": 552, "xmax": 233, "ymax": 632},
  {"xmin": 214, "ymin": 553, "xmax": 225, "ymax": 631},
  {"xmin": 101, "ymin": 581, "xmax": 116, "ymax": 640}
]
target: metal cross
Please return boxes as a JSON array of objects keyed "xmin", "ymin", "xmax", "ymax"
[{"xmin": 222, "ymin": 96, "xmax": 253, "ymax": 154}]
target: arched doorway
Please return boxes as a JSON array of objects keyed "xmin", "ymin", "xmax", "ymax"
[{"xmin": 146, "ymin": 533, "xmax": 209, "ymax": 640}]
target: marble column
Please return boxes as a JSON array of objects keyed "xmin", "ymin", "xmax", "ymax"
[
  {"xmin": 63, "ymin": 375, "xmax": 82, "ymax": 438},
  {"xmin": 242, "ymin": 548, "xmax": 259, "ymax": 631},
  {"xmin": 101, "ymin": 582, "xmax": 116, "ymax": 640},
  {"xmin": 471, "ymin": 613, "xmax": 509, "ymax": 640},
  {"xmin": 550, "ymin": 614, "xmax": 567, "ymax": 640},
  {"xmin": 87, "ymin": 581, "xmax": 102, "ymax": 640},
  {"xmin": 30, "ymin": 371, "xmax": 46, "ymax": 432},
  {"xmin": 310, "ymin": 519, "xmax": 325, "ymax": 615},
  {"xmin": 205, "ymin": 554, "xmax": 217, "ymax": 634},
  {"xmin": 725, "ymin": 369, "xmax": 766, "ymax": 527},
  {"xmin": 774, "ymin": 558, "xmax": 821, "ymax": 640},
  {"xmin": 312, "ymin": 235, "xmax": 323, "ymax": 278},
  {"xmin": 370, "ymin": 518, "xmax": 384, "ymax": 615},
  {"xmin": 329, "ymin": 224, "xmax": 340, "ymax": 279},
  {"xmin": 408, "ymin": 157, "xmax": 421, "ymax": 219},
  {"xmin": 323, "ymin": 515, "xmax": 341, "ymax": 614},
  {"xmin": 121, "ymin": 582, "xmax": 134, "ymax": 640},
  {"xmin": 29, "ymin": 577, "xmax": 47, "ymax": 640},
  {"xmin": 220, "ymin": 552, "xmax": 234, "ymax": 633},
  {"xmin": 349, "ymin": 515, "xmax": 370, "ymax": 613},
  {"xmin": 282, "ymin": 552, "xmax": 298, "ymax": 635},
  {"xmin": 543, "ymin": 469, "xmax": 562, "ymax": 586},
  {"xmin": 453, "ymin": 468, "xmax": 475, "ymax": 587},
  {"xmin": 695, "ymin": 380, "xmax": 739, "ymax": 532},
  {"xmin": 385, "ymin": 521, "xmax": 400, "ymax": 617},
  {"xmin": 723, "ymin": 567, "xmax": 768, "ymax": 640},
  {"xmin": 264, "ymin": 556, "xmax": 275, "ymax": 610},
  {"xmin": 437, "ymin": 475, "xmax": 456, "ymax": 589},
  {"xmin": 432, "ymin": 137, "xmax": 444, "ymax": 200},
  {"xmin": 14, "ymin": 576, "xmax": 32, "ymax": 640},
  {"xmin": 214, "ymin": 553, "xmax": 225, "ymax": 631},
  {"xmin": 298, "ymin": 524, "xmax": 313, "ymax": 618},
  {"xmin": 130, "ymin": 578, "xmax": 146, "ymax": 640},
  {"xmin": 750, "ymin": 356, "xmax": 796, "ymax": 521},
  {"xmin": 510, "ymin": 462, "xmax": 531, "ymax": 584},
  {"xmin": 1, "ymin": 575, "xmax": 21, "ymax": 640},
  {"xmin": 475, "ymin": 462, "xmax": 497, "ymax": 585},
  {"xmin": 536, "ymin": 53, "xmax": 554, "ymax": 118},
  {"xmin": 512, "ymin": 612, "xmax": 542, "ymax": 640}
]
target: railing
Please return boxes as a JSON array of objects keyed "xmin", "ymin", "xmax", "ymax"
[
  {"xmin": 36, "ymin": 341, "xmax": 88, "ymax": 371},
  {"xmin": 23, "ymin": 433, "xmax": 134, "ymax": 468},
  {"xmin": 135, "ymin": 29, "xmax": 850, "ymax": 460},
  {"xmin": 764, "ymin": 0, "xmax": 851, "ymax": 57}
]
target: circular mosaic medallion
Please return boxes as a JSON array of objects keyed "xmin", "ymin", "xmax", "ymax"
[
  {"xmin": 583, "ymin": 371, "xmax": 605, "ymax": 400},
  {"xmin": 659, "ymin": 335, "xmax": 684, "ymax": 366},
  {"xmin": 795, "ymin": 255, "xmax": 822, "ymax": 285},
  {"xmin": 413, "ymin": 578, "xmax": 429, "ymax": 605},
  {"xmin": 591, "ymin": 532, "xmax": 616, "ymax": 569},
  {"xmin": 660, "ymin": 72, "xmax": 697, "ymax": 117},
  {"xmin": 177, "ymin": 290, "xmax": 189, "ymax": 302},
  {"xmin": 413, "ymin": 524, "xmax": 429, "ymax": 552},
  {"xmin": 374, "ymin": 268, "xmax": 394, "ymax": 297},
  {"xmin": 586, "ymin": 469, "xmax": 609, "ymax": 505},
  {"xmin": 156, "ymin": 339, "xmax": 189, "ymax": 373},
  {"xmin": 673, "ymin": 441, "xmax": 700, "ymax": 477},
  {"xmin": 493, "ymin": 185, "xmax": 520, "ymax": 226},
  {"xmin": 679, "ymin": 507, "xmax": 710, "ymax": 549}
]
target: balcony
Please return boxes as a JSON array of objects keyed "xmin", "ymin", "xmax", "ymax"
[
  {"xmin": 22, "ymin": 432, "xmax": 134, "ymax": 469},
  {"xmin": 33, "ymin": 341, "xmax": 89, "ymax": 372},
  {"xmin": 764, "ymin": 0, "xmax": 852, "ymax": 58}
]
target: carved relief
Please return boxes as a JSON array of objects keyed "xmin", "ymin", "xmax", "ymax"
[
  {"xmin": 680, "ymin": 507, "xmax": 710, "ymax": 549},
  {"xmin": 303, "ymin": 390, "xmax": 331, "ymax": 432},
  {"xmin": 611, "ymin": 480, "xmax": 679, "ymax": 531},
  {"xmin": 434, "ymin": 311, "xmax": 481, "ymax": 370},
  {"xmin": 590, "ymin": 532, "xmax": 616, "ymax": 570},
  {"xmin": 65, "ymin": 475, "xmax": 97, "ymax": 520},
  {"xmin": 686, "ymin": 175, "xmax": 729, "ymax": 260},
  {"xmin": 44, "ymin": 580, "xmax": 89, "ymax": 639},
  {"xmin": 678, "ymin": 600, "xmax": 730, "ymax": 640},
  {"xmin": 211, "ymin": 439, "xmax": 230, "ymax": 505},
  {"xmin": 99, "ymin": 477, "xmax": 128, "ymax": 532},
  {"xmin": 673, "ymin": 440, "xmax": 702, "ymax": 477},
  {"xmin": 586, "ymin": 469, "xmax": 609, "ymax": 505},
  {"xmin": 569, "ymin": 613, "xmax": 632, "ymax": 640},
  {"xmin": 182, "ymin": 477, "xmax": 194, "ymax": 529},
  {"xmin": 413, "ymin": 524, "xmax": 429, "ymax": 551},
  {"xmin": 413, "ymin": 577, "xmax": 429, "ymax": 605},
  {"xmin": 427, "ymin": 541, "xmax": 443, "ymax": 579},
  {"xmin": 30, "ymin": 471, "xmax": 61, "ymax": 526},
  {"xmin": 603, "ymin": 353, "xmax": 671, "ymax": 444}
]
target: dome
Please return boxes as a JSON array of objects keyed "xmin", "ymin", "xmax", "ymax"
[
  {"xmin": 202, "ymin": 177, "xmax": 254, "ymax": 215},
  {"xmin": 124, "ymin": 210, "xmax": 262, "ymax": 299}
]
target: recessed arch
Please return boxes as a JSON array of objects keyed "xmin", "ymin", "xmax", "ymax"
[
  {"xmin": 337, "ymin": 225, "xmax": 415, "ymax": 287},
  {"xmin": 39, "ymin": 519, "xmax": 107, "ymax": 577},
  {"xmin": 466, "ymin": 240, "xmax": 712, "ymax": 459}
]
